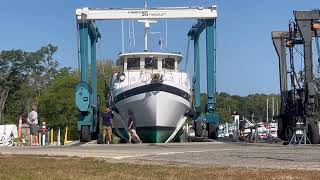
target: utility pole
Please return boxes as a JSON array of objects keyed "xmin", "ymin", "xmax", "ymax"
[
  {"xmin": 272, "ymin": 97, "xmax": 274, "ymax": 121},
  {"xmin": 276, "ymin": 100, "xmax": 279, "ymax": 115},
  {"xmin": 266, "ymin": 98, "xmax": 269, "ymax": 122}
]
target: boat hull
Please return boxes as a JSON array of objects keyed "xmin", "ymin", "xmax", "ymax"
[
  {"xmin": 112, "ymin": 84, "xmax": 191, "ymax": 143},
  {"xmin": 113, "ymin": 127, "xmax": 184, "ymax": 143}
]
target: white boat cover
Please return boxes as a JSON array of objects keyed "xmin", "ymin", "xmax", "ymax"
[{"xmin": 0, "ymin": 124, "xmax": 18, "ymax": 146}]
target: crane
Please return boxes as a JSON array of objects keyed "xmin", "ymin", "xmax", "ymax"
[
  {"xmin": 272, "ymin": 10, "xmax": 320, "ymax": 144},
  {"xmin": 75, "ymin": 5, "xmax": 219, "ymax": 142}
]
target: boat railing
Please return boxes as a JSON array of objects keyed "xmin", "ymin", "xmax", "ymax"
[
  {"xmin": 163, "ymin": 69, "xmax": 175, "ymax": 82},
  {"xmin": 177, "ymin": 67, "xmax": 190, "ymax": 87},
  {"xmin": 122, "ymin": 65, "xmax": 189, "ymax": 88},
  {"xmin": 138, "ymin": 69, "xmax": 150, "ymax": 83}
]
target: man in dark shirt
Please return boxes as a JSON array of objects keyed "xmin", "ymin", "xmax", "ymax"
[
  {"xmin": 102, "ymin": 107, "xmax": 113, "ymax": 144},
  {"xmin": 128, "ymin": 110, "xmax": 142, "ymax": 143}
]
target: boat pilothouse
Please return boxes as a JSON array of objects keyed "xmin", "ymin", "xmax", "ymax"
[{"xmin": 110, "ymin": 51, "xmax": 192, "ymax": 143}]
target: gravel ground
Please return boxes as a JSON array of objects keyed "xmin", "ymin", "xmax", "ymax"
[{"xmin": 0, "ymin": 141, "xmax": 320, "ymax": 170}]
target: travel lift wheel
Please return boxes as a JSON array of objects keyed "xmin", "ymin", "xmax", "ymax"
[
  {"xmin": 80, "ymin": 126, "xmax": 91, "ymax": 142},
  {"xmin": 194, "ymin": 121, "xmax": 203, "ymax": 137},
  {"xmin": 208, "ymin": 123, "xmax": 218, "ymax": 139},
  {"xmin": 308, "ymin": 122, "xmax": 320, "ymax": 144}
]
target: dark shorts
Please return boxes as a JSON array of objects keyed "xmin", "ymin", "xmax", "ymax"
[{"xmin": 30, "ymin": 124, "xmax": 39, "ymax": 135}]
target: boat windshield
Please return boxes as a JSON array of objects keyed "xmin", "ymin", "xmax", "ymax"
[
  {"xmin": 145, "ymin": 57, "xmax": 158, "ymax": 69},
  {"xmin": 127, "ymin": 58, "xmax": 140, "ymax": 70},
  {"xmin": 162, "ymin": 58, "xmax": 175, "ymax": 69}
]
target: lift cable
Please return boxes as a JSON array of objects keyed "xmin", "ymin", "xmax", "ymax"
[
  {"xmin": 132, "ymin": 20, "xmax": 136, "ymax": 49},
  {"xmin": 165, "ymin": 20, "xmax": 168, "ymax": 49},
  {"xmin": 184, "ymin": 36, "xmax": 191, "ymax": 72},
  {"xmin": 121, "ymin": 20, "xmax": 125, "ymax": 53}
]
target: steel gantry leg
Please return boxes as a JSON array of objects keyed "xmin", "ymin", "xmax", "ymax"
[
  {"xmin": 193, "ymin": 34, "xmax": 201, "ymax": 113},
  {"xmin": 272, "ymin": 31, "xmax": 290, "ymax": 141},
  {"xmin": 206, "ymin": 19, "xmax": 219, "ymax": 138},
  {"xmin": 90, "ymin": 35, "xmax": 98, "ymax": 134},
  {"xmin": 76, "ymin": 21, "xmax": 101, "ymax": 142},
  {"xmin": 272, "ymin": 32, "xmax": 288, "ymax": 94},
  {"xmin": 79, "ymin": 23, "xmax": 89, "ymax": 82}
]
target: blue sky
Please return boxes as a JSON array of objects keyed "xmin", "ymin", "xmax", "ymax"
[{"xmin": 0, "ymin": 0, "xmax": 319, "ymax": 95}]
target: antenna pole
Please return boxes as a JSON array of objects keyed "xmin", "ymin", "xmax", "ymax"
[
  {"xmin": 144, "ymin": 0, "xmax": 148, "ymax": 50},
  {"xmin": 138, "ymin": 20, "xmax": 157, "ymax": 52},
  {"xmin": 272, "ymin": 97, "xmax": 274, "ymax": 121},
  {"xmin": 267, "ymin": 98, "xmax": 269, "ymax": 122},
  {"xmin": 121, "ymin": 20, "xmax": 124, "ymax": 53},
  {"xmin": 144, "ymin": 23, "xmax": 148, "ymax": 51}
]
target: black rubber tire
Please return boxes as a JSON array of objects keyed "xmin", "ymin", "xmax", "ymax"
[
  {"xmin": 309, "ymin": 122, "xmax": 320, "ymax": 144},
  {"xmin": 194, "ymin": 121, "xmax": 203, "ymax": 137},
  {"xmin": 208, "ymin": 123, "xmax": 218, "ymax": 139},
  {"xmin": 97, "ymin": 133, "xmax": 103, "ymax": 144},
  {"xmin": 277, "ymin": 118, "xmax": 285, "ymax": 140},
  {"xmin": 80, "ymin": 126, "xmax": 91, "ymax": 142}
]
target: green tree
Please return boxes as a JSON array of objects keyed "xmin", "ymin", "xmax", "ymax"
[
  {"xmin": 0, "ymin": 44, "xmax": 59, "ymax": 123},
  {"xmin": 200, "ymin": 92, "xmax": 280, "ymax": 124},
  {"xmin": 96, "ymin": 60, "xmax": 120, "ymax": 110},
  {"xmin": 37, "ymin": 68, "xmax": 79, "ymax": 140}
]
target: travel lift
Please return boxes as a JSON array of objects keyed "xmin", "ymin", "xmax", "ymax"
[
  {"xmin": 272, "ymin": 10, "xmax": 320, "ymax": 144},
  {"xmin": 188, "ymin": 20, "xmax": 219, "ymax": 139},
  {"xmin": 75, "ymin": 5, "xmax": 219, "ymax": 142}
]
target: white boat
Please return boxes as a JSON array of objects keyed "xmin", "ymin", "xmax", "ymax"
[
  {"xmin": 109, "ymin": 20, "xmax": 192, "ymax": 143},
  {"xmin": 110, "ymin": 52, "xmax": 192, "ymax": 143}
]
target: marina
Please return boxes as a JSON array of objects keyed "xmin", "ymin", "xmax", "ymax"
[{"xmin": 0, "ymin": 1, "xmax": 320, "ymax": 179}]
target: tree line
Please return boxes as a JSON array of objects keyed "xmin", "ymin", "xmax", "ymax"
[{"xmin": 0, "ymin": 45, "xmax": 118, "ymax": 140}]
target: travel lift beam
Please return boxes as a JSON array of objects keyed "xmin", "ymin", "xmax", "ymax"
[
  {"xmin": 272, "ymin": 10, "xmax": 320, "ymax": 144},
  {"xmin": 188, "ymin": 19, "xmax": 219, "ymax": 139},
  {"xmin": 75, "ymin": 5, "xmax": 218, "ymax": 142}
]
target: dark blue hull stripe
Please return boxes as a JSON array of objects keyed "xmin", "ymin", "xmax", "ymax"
[{"xmin": 114, "ymin": 83, "xmax": 190, "ymax": 103}]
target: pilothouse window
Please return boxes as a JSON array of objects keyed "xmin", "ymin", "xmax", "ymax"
[
  {"xmin": 145, "ymin": 57, "xmax": 158, "ymax": 69},
  {"xmin": 162, "ymin": 58, "xmax": 175, "ymax": 69},
  {"xmin": 127, "ymin": 58, "xmax": 140, "ymax": 70}
]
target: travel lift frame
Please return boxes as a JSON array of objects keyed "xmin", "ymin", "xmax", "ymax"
[
  {"xmin": 75, "ymin": 6, "xmax": 219, "ymax": 142},
  {"xmin": 272, "ymin": 10, "xmax": 320, "ymax": 144}
]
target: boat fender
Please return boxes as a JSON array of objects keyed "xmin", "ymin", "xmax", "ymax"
[
  {"xmin": 185, "ymin": 108, "xmax": 195, "ymax": 118},
  {"xmin": 116, "ymin": 72, "xmax": 126, "ymax": 82}
]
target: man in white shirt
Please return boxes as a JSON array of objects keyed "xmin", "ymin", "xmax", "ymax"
[{"xmin": 28, "ymin": 105, "xmax": 38, "ymax": 146}]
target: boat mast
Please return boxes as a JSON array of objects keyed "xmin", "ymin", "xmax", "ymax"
[
  {"xmin": 138, "ymin": 20, "xmax": 157, "ymax": 51},
  {"xmin": 138, "ymin": 0, "xmax": 157, "ymax": 51}
]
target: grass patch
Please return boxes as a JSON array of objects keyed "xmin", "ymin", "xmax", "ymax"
[{"xmin": 0, "ymin": 155, "xmax": 318, "ymax": 180}]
